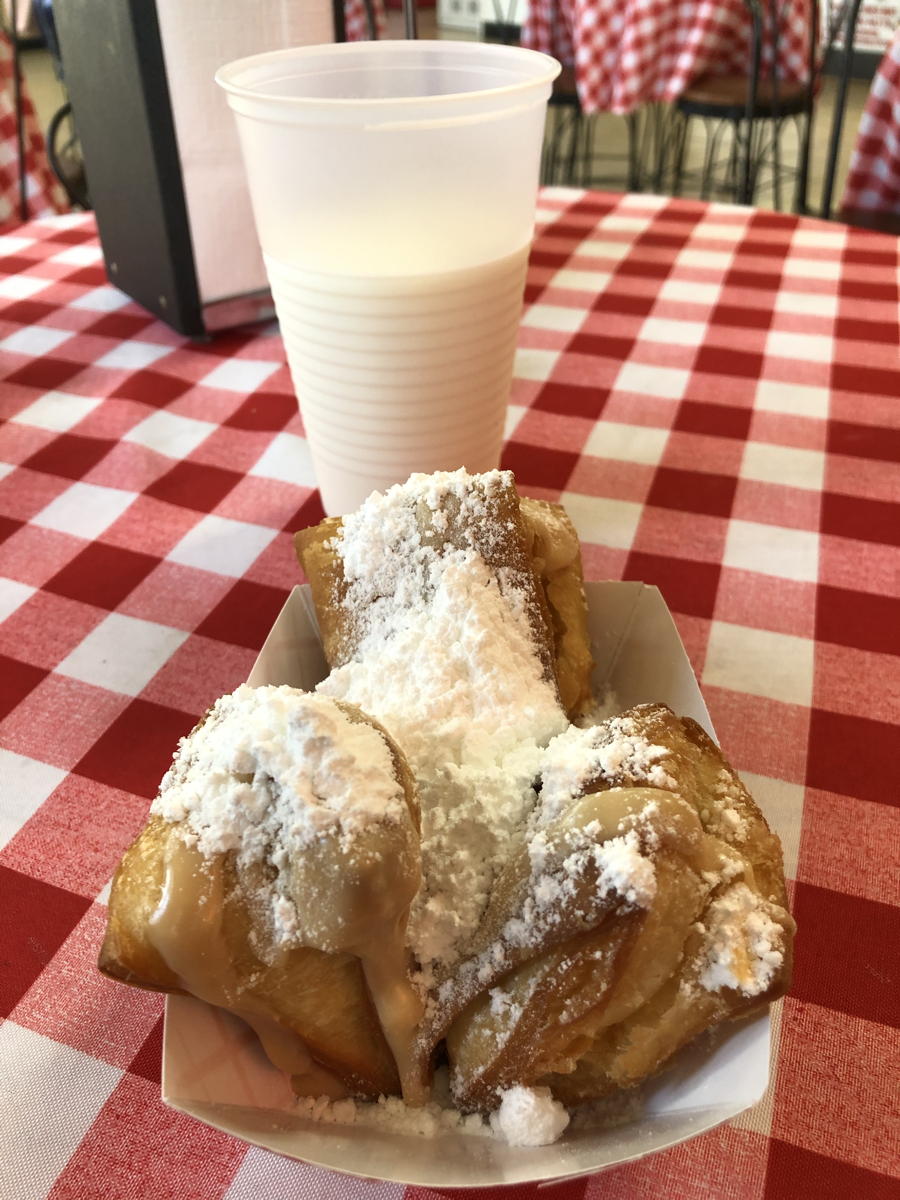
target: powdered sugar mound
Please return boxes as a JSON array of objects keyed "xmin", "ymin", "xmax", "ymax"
[
  {"xmin": 698, "ymin": 883, "xmax": 784, "ymax": 995},
  {"xmin": 537, "ymin": 718, "xmax": 676, "ymax": 825},
  {"xmin": 295, "ymin": 1070, "xmax": 491, "ymax": 1140},
  {"xmin": 317, "ymin": 470, "xmax": 567, "ymax": 974},
  {"xmin": 490, "ymin": 1085, "xmax": 571, "ymax": 1146},
  {"xmin": 151, "ymin": 685, "xmax": 407, "ymax": 941}
]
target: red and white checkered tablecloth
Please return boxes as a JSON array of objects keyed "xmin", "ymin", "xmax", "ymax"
[
  {"xmin": 0, "ymin": 31, "xmax": 68, "ymax": 229},
  {"xmin": 841, "ymin": 25, "xmax": 900, "ymax": 218},
  {"xmin": 1, "ymin": 194, "xmax": 898, "ymax": 1199},
  {"xmin": 523, "ymin": 0, "xmax": 811, "ymax": 114}
]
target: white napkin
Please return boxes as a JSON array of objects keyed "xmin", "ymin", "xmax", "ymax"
[{"xmin": 155, "ymin": 0, "xmax": 335, "ymax": 308}]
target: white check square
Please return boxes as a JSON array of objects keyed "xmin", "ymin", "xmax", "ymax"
[
  {"xmin": 0, "ymin": 233, "xmax": 30, "ymax": 254},
  {"xmin": 200, "ymin": 358, "xmax": 281, "ymax": 393},
  {"xmin": 0, "ymin": 1024, "xmax": 122, "ymax": 1200},
  {"xmin": 677, "ymin": 248, "xmax": 734, "ymax": 271},
  {"xmin": 783, "ymin": 256, "xmax": 841, "ymax": 281},
  {"xmin": 580, "ymin": 238, "xmax": 633, "ymax": 261},
  {"xmin": 551, "ymin": 268, "xmax": 612, "ymax": 293},
  {"xmin": 703, "ymin": 620, "xmax": 814, "ymax": 707},
  {"xmin": 168, "ymin": 513, "xmax": 278, "ymax": 577},
  {"xmin": 558, "ymin": 492, "xmax": 643, "ymax": 550},
  {"xmin": 773, "ymin": 290, "xmax": 839, "ymax": 318},
  {"xmin": 739, "ymin": 771, "xmax": 805, "ymax": 879},
  {"xmin": 56, "ymin": 612, "xmax": 188, "ymax": 696},
  {"xmin": 0, "ymin": 750, "xmax": 66, "ymax": 849},
  {"xmin": 504, "ymin": 404, "xmax": 527, "ymax": 439},
  {"xmin": 724, "ymin": 519, "xmax": 819, "ymax": 582},
  {"xmin": 766, "ymin": 330, "xmax": 834, "ymax": 363},
  {"xmin": 513, "ymin": 348, "xmax": 560, "ymax": 382},
  {"xmin": 0, "ymin": 273, "xmax": 48, "ymax": 299},
  {"xmin": 0, "ymin": 325, "xmax": 73, "ymax": 356},
  {"xmin": 615, "ymin": 361, "xmax": 689, "ymax": 401},
  {"xmin": 10, "ymin": 390, "xmax": 103, "ymax": 433},
  {"xmin": 249, "ymin": 431, "xmax": 316, "ymax": 487},
  {"xmin": 741, "ymin": 442, "xmax": 825, "ymax": 492},
  {"xmin": 52, "ymin": 243, "xmax": 102, "ymax": 266},
  {"xmin": 639, "ymin": 317, "xmax": 708, "ymax": 347},
  {"xmin": 95, "ymin": 341, "xmax": 173, "ymax": 370},
  {"xmin": 0, "ymin": 578, "xmax": 35, "ymax": 623},
  {"xmin": 521, "ymin": 304, "xmax": 585, "ymax": 333},
  {"xmin": 583, "ymin": 420, "xmax": 669, "ymax": 465},
  {"xmin": 69, "ymin": 285, "xmax": 131, "ymax": 313},
  {"xmin": 32, "ymin": 481, "xmax": 136, "ymax": 540},
  {"xmin": 754, "ymin": 380, "xmax": 829, "ymax": 419},
  {"xmin": 659, "ymin": 279, "xmax": 722, "ymax": 305},
  {"xmin": 123, "ymin": 410, "xmax": 216, "ymax": 459}
]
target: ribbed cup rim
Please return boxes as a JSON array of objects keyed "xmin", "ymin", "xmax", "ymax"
[{"xmin": 215, "ymin": 39, "xmax": 561, "ymax": 114}]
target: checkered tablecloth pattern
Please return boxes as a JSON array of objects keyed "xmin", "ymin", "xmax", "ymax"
[
  {"xmin": 523, "ymin": 0, "xmax": 811, "ymax": 114},
  {"xmin": 0, "ymin": 32, "xmax": 68, "ymax": 228},
  {"xmin": 1, "ymin": 193, "xmax": 898, "ymax": 1199},
  {"xmin": 841, "ymin": 26, "xmax": 900, "ymax": 217}
]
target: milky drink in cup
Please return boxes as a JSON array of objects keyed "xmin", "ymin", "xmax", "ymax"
[{"xmin": 216, "ymin": 41, "xmax": 560, "ymax": 514}]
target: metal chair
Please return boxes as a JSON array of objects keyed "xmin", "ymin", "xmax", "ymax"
[{"xmin": 667, "ymin": 0, "xmax": 859, "ymax": 211}]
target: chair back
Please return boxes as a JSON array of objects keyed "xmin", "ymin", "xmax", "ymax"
[{"xmin": 794, "ymin": 0, "xmax": 865, "ymax": 216}]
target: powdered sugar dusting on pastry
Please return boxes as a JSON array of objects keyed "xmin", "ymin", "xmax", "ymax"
[
  {"xmin": 151, "ymin": 685, "xmax": 408, "ymax": 941},
  {"xmin": 698, "ymin": 883, "xmax": 784, "ymax": 995},
  {"xmin": 537, "ymin": 718, "xmax": 676, "ymax": 825},
  {"xmin": 317, "ymin": 470, "xmax": 567, "ymax": 974}
]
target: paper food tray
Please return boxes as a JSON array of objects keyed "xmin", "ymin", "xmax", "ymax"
[{"xmin": 162, "ymin": 582, "xmax": 770, "ymax": 1188}]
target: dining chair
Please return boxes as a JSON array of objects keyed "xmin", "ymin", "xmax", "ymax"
[{"xmin": 666, "ymin": 0, "xmax": 859, "ymax": 212}]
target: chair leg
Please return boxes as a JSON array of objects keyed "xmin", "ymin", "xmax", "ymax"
[
  {"xmin": 670, "ymin": 111, "xmax": 688, "ymax": 197},
  {"xmin": 771, "ymin": 117, "xmax": 783, "ymax": 211}
]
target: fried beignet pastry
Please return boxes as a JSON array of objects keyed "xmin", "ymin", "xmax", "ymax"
[
  {"xmin": 294, "ymin": 470, "xmax": 593, "ymax": 722},
  {"xmin": 99, "ymin": 685, "xmax": 426, "ymax": 1103},
  {"xmin": 295, "ymin": 470, "xmax": 576, "ymax": 985},
  {"xmin": 437, "ymin": 704, "xmax": 794, "ymax": 1110}
]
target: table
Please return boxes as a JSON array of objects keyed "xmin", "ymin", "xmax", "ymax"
[
  {"xmin": 1, "ymin": 194, "xmax": 898, "ymax": 1199},
  {"xmin": 840, "ymin": 25, "xmax": 900, "ymax": 222},
  {"xmin": 0, "ymin": 30, "xmax": 67, "ymax": 227},
  {"xmin": 523, "ymin": 0, "xmax": 811, "ymax": 114}
]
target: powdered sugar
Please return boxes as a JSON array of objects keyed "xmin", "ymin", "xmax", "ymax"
[
  {"xmin": 490, "ymin": 1085, "xmax": 571, "ymax": 1146},
  {"xmin": 698, "ymin": 883, "xmax": 784, "ymax": 996},
  {"xmin": 317, "ymin": 470, "xmax": 567, "ymax": 974},
  {"xmin": 151, "ymin": 685, "xmax": 408, "ymax": 944},
  {"xmin": 537, "ymin": 719, "xmax": 676, "ymax": 825}
]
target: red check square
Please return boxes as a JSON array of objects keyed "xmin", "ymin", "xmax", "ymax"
[
  {"xmin": 815, "ymin": 584, "xmax": 900, "ymax": 656},
  {"xmin": 806, "ymin": 707, "xmax": 897, "ymax": 806},
  {"xmin": 145, "ymin": 460, "xmax": 243, "ymax": 513},
  {"xmin": 624, "ymin": 551, "xmax": 720, "ymax": 618},
  {"xmin": 764, "ymin": 1139, "xmax": 898, "ymax": 1200},
  {"xmin": 11, "ymin": 904, "xmax": 163, "ymax": 1068},
  {"xmin": 797, "ymin": 789, "xmax": 897, "ymax": 906},
  {"xmin": 646, "ymin": 466, "xmax": 737, "ymax": 518},
  {"xmin": 0, "ymin": 591, "xmax": 105, "ymax": 669},
  {"xmin": 0, "ymin": 655, "xmax": 47, "ymax": 721},
  {"xmin": 74, "ymin": 698, "xmax": 197, "ymax": 800},
  {"xmin": 23, "ymin": 432, "xmax": 114, "ymax": 481},
  {"xmin": 2, "ymin": 772, "xmax": 148, "ymax": 897},
  {"xmin": 4, "ymin": 357, "xmax": 83, "ymax": 390},
  {"xmin": 772, "ymin": 998, "xmax": 899, "ymax": 1177},
  {"xmin": 110, "ymin": 369, "xmax": 192, "ymax": 407},
  {"xmin": 0, "ymin": 675, "xmax": 130, "ymax": 771},
  {"xmin": 224, "ymin": 390, "xmax": 298, "ymax": 432},
  {"xmin": 196, "ymin": 579, "xmax": 290, "ymax": 651},
  {"xmin": 0, "ymin": 865, "xmax": 91, "ymax": 1017},
  {"xmin": 45, "ymin": 542, "xmax": 160, "ymax": 611},
  {"xmin": 129, "ymin": 1017, "xmax": 164, "ymax": 1084}
]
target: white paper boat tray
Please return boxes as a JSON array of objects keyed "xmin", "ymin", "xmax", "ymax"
[{"xmin": 161, "ymin": 582, "xmax": 770, "ymax": 1188}]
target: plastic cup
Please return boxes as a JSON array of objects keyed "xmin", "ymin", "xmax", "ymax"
[{"xmin": 216, "ymin": 40, "xmax": 559, "ymax": 514}]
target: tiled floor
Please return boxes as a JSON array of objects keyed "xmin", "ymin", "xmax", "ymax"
[{"xmin": 21, "ymin": 17, "xmax": 871, "ymax": 218}]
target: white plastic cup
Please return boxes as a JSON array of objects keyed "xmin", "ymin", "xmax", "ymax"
[{"xmin": 216, "ymin": 40, "xmax": 559, "ymax": 514}]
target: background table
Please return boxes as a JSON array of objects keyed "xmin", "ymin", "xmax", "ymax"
[
  {"xmin": 1, "ymin": 192, "xmax": 898, "ymax": 1199},
  {"xmin": 841, "ymin": 24, "xmax": 900, "ymax": 221},
  {"xmin": 0, "ymin": 30, "xmax": 66, "ymax": 227},
  {"xmin": 523, "ymin": 0, "xmax": 811, "ymax": 114}
]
